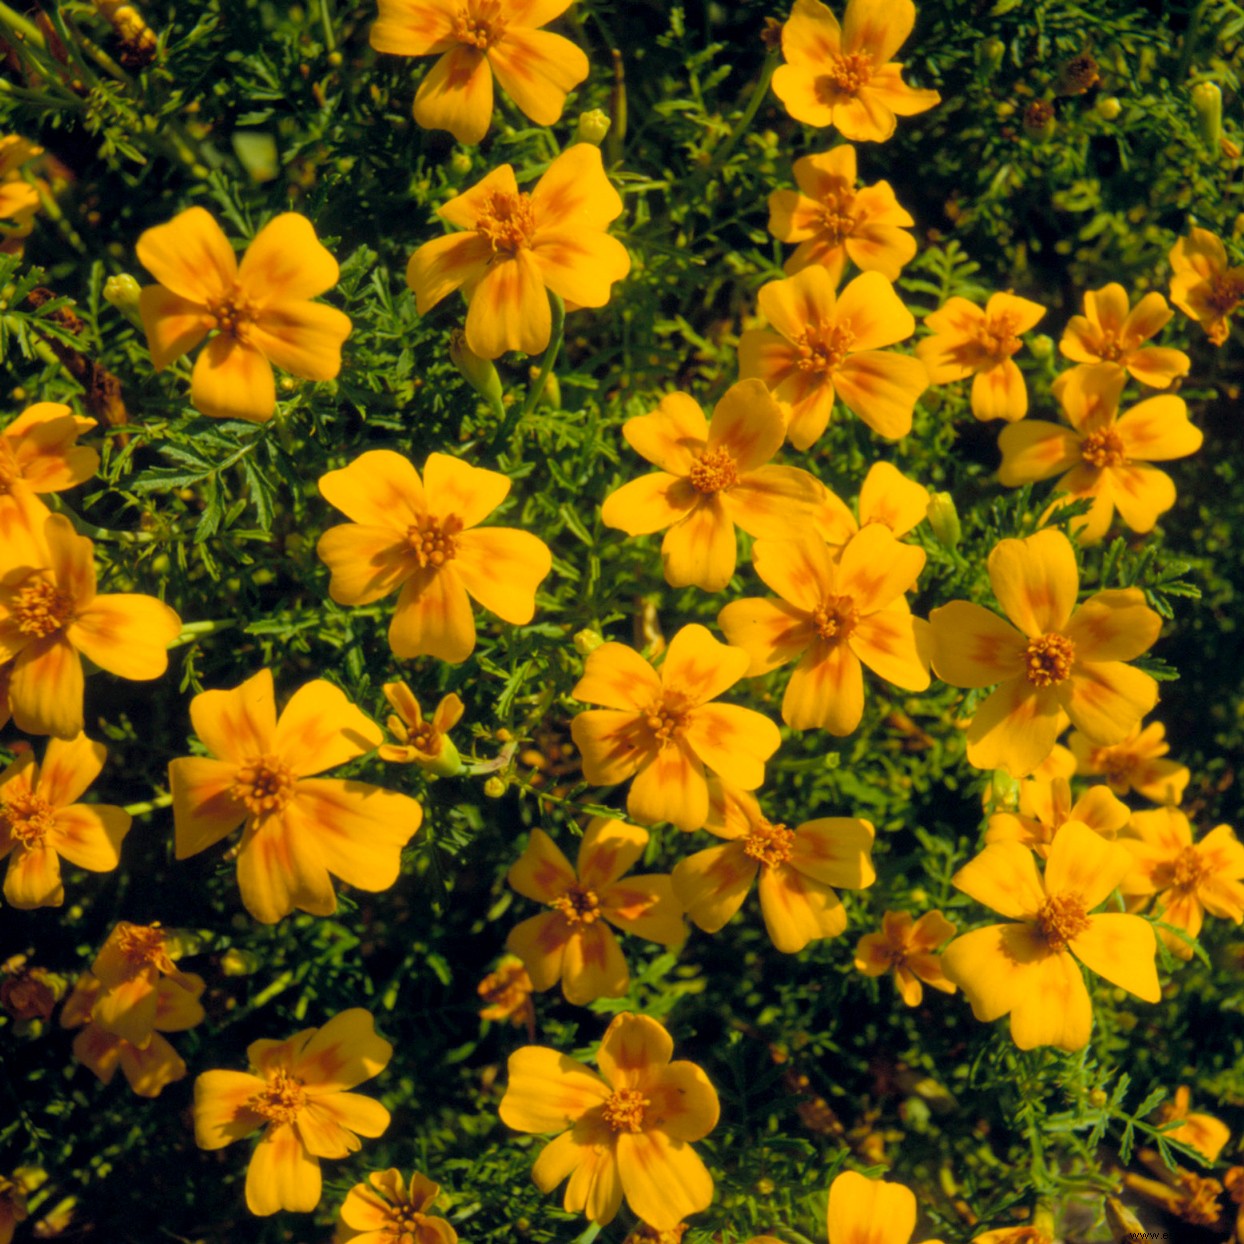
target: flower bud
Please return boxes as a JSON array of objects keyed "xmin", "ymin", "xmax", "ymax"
[
  {"xmin": 483, "ymin": 775, "xmax": 506, "ymax": 798},
  {"xmin": 926, "ymin": 492, "xmax": 961, "ymax": 549},
  {"xmin": 449, "ymin": 328, "xmax": 503, "ymax": 407},
  {"xmin": 1029, "ymin": 333, "xmax": 1055, "ymax": 360},
  {"xmin": 1056, "ymin": 53, "xmax": 1099, "ymax": 96},
  {"xmin": 450, "ymin": 150, "xmax": 472, "ymax": 175},
  {"xmin": 220, "ymin": 948, "xmax": 259, "ymax": 976},
  {"xmin": 576, "ymin": 109, "xmax": 611, "ymax": 146},
  {"xmin": 420, "ymin": 733, "xmax": 463, "ymax": 779},
  {"xmin": 989, "ymin": 768, "xmax": 1020, "ymax": 810},
  {"xmin": 977, "ymin": 36, "xmax": 1005, "ymax": 75},
  {"xmin": 1023, "ymin": 99, "xmax": 1056, "ymax": 142},
  {"xmin": 1096, "ymin": 96, "xmax": 1122, "ymax": 120},
  {"xmin": 574, "ymin": 628, "xmax": 604, "ymax": 655},
  {"xmin": 103, "ymin": 273, "xmax": 142, "ymax": 317},
  {"xmin": 1192, "ymin": 81, "xmax": 1223, "ymax": 148}
]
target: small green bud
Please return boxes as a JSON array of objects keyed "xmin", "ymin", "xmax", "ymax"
[
  {"xmin": 220, "ymin": 948, "xmax": 259, "ymax": 976},
  {"xmin": 574, "ymin": 628, "xmax": 604, "ymax": 655},
  {"xmin": 575, "ymin": 109, "xmax": 611, "ymax": 146},
  {"xmin": 1192, "ymin": 81, "xmax": 1223, "ymax": 148},
  {"xmin": 977, "ymin": 36, "xmax": 1005, "ymax": 75},
  {"xmin": 1029, "ymin": 333, "xmax": 1054, "ymax": 360},
  {"xmin": 483, "ymin": 775, "xmax": 506, "ymax": 798},
  {"xmin": 449, "ymin": 329, "xmax": 503, "ymax": 407},
  {"xmin": 989, "ymin": 768, "xmax": 1020, "ymax": 809},
  {"xmin": 450, "ymin": 150, "xmax": 472, "ymax": 175},
  {"xmin": 1095, "ymin": 95, "xmax": 1122, "ymax": 120},
  {"xmin": 926, "ymin": 492, "xmax": 961, "ymax": 549},
  {"xmin": 103, "ymin": 273, "xmax": 142, "ymax": 319}
]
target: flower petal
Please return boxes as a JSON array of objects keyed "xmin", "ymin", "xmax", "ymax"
[
  {"xmin": 4, "ymin": 842, "xmax": 62, "ymax": 907},
  {"xmin": 50, "ymin": 804, "xmax": 129, "ymax": 872},
  {"xmin": 1069, "ymin": 912, "xmax": 1159, "ymax": 1001},
  {"xmin": 452, "ymin": 528, "xmax": 551, "ymax": 624},
  {"xmin": 193, "ymin": 1069, "xmax": 267, "ymax": 1149},
  {"xmin": 246, "ymin": 1123, "xmax": 321, "ymax": 1215},
  {"xmin": 705, "ymin": 378, "xmax": 786, "ymax": 473},
  {"xmin": 530, "ymin": 142, "xmax": 624, "ymax": 230},
  {"xmin": 464, "ymin": 250, "xmax": 551, "ymax": 358},
  {"xmin": 967, "ymin": 679, "xmax": 1063, "ymax": 777},
  {"xmin": 169, "ymin": 756, "xmax": 247, "ymax": 859},
  {"xmin": 724, "ymin": 465, "xmax": 827, "ymax": 539},
  {"xmin": 69, "ymin": 593, "xmax": 180, "ymax": 680},
  {"xmin": 627, "ymin": 741, "xmax": 708, "ymax": 832},
  {"xmin": 236, "ymin": 812, "xmax": 337, "ymax": 923},
  {"xmin": 672, "ymin": 842, "xmax": 756, "ymax": 933},
  {"xmin": 988, "ymin": 528, "xmax": 1078, "ymax": 636},
  {"xmin": 616, "ymin": 1128, "xmax": 714, "ymax": 1231},
  {"xmin": 660, "ymin": 623, "xmax": 749, "ymax": 705},
  {"xmin": 295, "ymin": 1008, "xmax": 393, "ymax": 1093},
  {"xmin": 622, "ymin": 392, "xmax": 708, "ymax": 474},
  {"xmin": 757, "ymin": 864, "xmax": 846, "ymax": 952},
  {"xmin": 37, "ymin": 731, "xmax": 104, "ymax": 806},
  {"xmin": 389, "ymin": 568, "xmax": 476, "ymax": 663},
  {"xmin": 318, "ymin": 450, "xmax": 425, "ymax": 531},
  {"xmin": 562, "ymin": 922, "xmax": 628, "ymax": 1005},
  {"xmin": 406, "ymin": 230, "xmax": 495, "ymax": 314},
  {"xmin": 191, "ymin": 336, "xmax": 277, "ymax": 423},
  {"xmin": 508, "ymin": 827, "xmax": 577, "ymax": 902},
  {"xmin": 716, "ymin": 595, "xmax": 813, "ymax": 676},
  {"xmin": 578, "ymin": 817, "xmax": 648, "ymax": 891},
  {"xmin": 1044, "ymin": 820, "xmax": 1135, "ymax": 910},
  {"xmin": 971, "ymin": 359, "xmax": 1028, "ymax": 423},
  {"xmin": 506, "ymin": 911, "xmax": 571, "ymax": 991},
  {"xmin": 1064, "ymin": 589, "xmax": 1161, "ymax": 663},
  {"xmin": 573, "ymin": 642, "xmax": 662, "ymax": 711},
  {"xmin": 136, "ymin": 207, "xmax": 237, "ymax": 304},
  {"xmin": 9, "ymin": 637, "xmax": 84, "ymax": 738},
  {"xmin": 500, "ymin": 1046, "xmax": 609, "ymax": 1133},
  {"xmin": 530, "ymin": 230, "xmax": 631, "ymax": 307},
  {"xmin": 249, "ymin": 300, "xmax": 351, "ymax": 381},
  {"xmin": 782, "ymin": 639, "xmax": 864, "ymax": 734},
  {"xmin": 951, "ymin": 841, "xmax": 1045, "ymax": 920},
  {"xmin": 928, "ymin": 601, "xmax": 1025, "ymax": 687},
  {"xmin": 1008, "ymin": 949, "xmax": 1093, "ymax": 1051},
  {"xmin": 832, "ymin": 350, "xmax": 927, "ymax": 439},
  {"xmin": 850, "ymin": 608, "xmax": 930, "ymax": 690},
  {"xmin": 683, "ymin": 703, "xmax": 780, "ymax": 790},
  {"xmin": 413, "ymin": 45, "xmax": 494, "ymax": 145},
  {"xmin": 570, "ymin": 708, "xmax": 649, "ymax": 786},
  {"xmin": 835, "ymin": 270, "xmax": 916, "ymax": 350},
  {"xmin": 789, "ymin": 817, "xmax": 876, "ymax": 888},
  {"xmin": 137, "ymin": 286, "xmax": 212, "ymax": 370},
  {"xmin": 827, "ymin": 1171, "xmax": 915, "ymax": 1244},
  {"xmin": 997, "ymin": 420, "xmax": 1082, "ymax": 485},
  {"xmin": 317, "ymin": 523, "xmax": 412, "ymax": 606},
  {"xmin": 273, "ymin": 680, "xmax": 382, "ymax": 777},
  {"xmin": 188, "ymin": 668, "xmax": 277, "ymax": 765}
]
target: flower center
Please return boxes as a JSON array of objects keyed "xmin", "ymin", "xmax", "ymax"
[
  {"xmin": 1093, "ymin": 744, "xmax": 1136, "ymax": 786},
  {"xmin": 644, "ymin": 692, "xmax": 691, "ymax": 743},
  {"xmin": 795, "ymin": 322, "xmax": 855, "ymax": 374},
  {"xmin": 688, "ymin": 447, "xmax": 738, "ymax": 494},
  {"xmin": 549, "ymin": 883, "xmax": 602, "ymax": 925},
  {"xmin": 1023, "ymin": 633, "xmax": 1075, "ymax": 687},
  {"xmin": 205, "ymin": 284, "xmax": 256, "ymax": 342},
  {"xmin": 11, "ymin": 576, "xmax": 75, "ymax": 637},
  {"xmin": 1, "ymin": 791, "xmax": 56, "ymax": 847},
  {"xmin": 742, "ymin": 819, "xmax": 796, "ymax": 868},
  {"xmin": 817, "ymin": 51, "xmax": 872, "ymax": 98},
  {"xmin": 248, "ymin": 1068, "xmax": 307, "ymax": 1126},
  {"xmin": 601, "ymin": 1087, "xmax": 649, "ymax": 1133},
  {"xmin": 975, "ymin": 311, "xmax": 1023, "ymax": 363},
  {"xmin": 812, "ymin": 593, "xmax": 859, "ymax": 643},
  {"xmin": 1206, "ymin": 271, "xmax": 1244, "ymax": 317},
  {"xmin": 451, "ymin": 0, "xmax": 504, "ymax": 50},
  {"xmin": 817, "ymin": 187, "xmax": 858, "ymax": 245},
  {"xmin": 405, "ymin": 515, "xmax": 462, "ymax": 569},
  {"xmin": 1095, "ymin": 329, "xmax": 1125, "ymax": 362},
  {"xmin": 385, "ymin": 1207, "xmax": 431, "ymax": 1240},
  {"xmin": 1080, "ymin": 427, "xmax": 1126, "ymax": 468},
  {"xmin": 1169, "ymin": 844, "xmax": 1209, "ymax": 895},
  {"xmin": 111, "ymin": 922, "xmax": 178, "ymax": 979},
  {"xmin": 231, "ymin": 754, "xmax": 295, "ymax": 817},
  {"xmin": 1036, "ymin": 893, "xmax": 1090, "ymax": 951},
  {"xmin": 475, "ymin": 190, "xmax": 537, "ymax": 258}
]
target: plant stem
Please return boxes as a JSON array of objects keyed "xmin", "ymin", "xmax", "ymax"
[
  {"xmin": 123, "ymin": 793, "xmax": 173, "ymax": 816},
  {"xmin": 318, "ymin": 0, "xmax": 336, "ymax": 52},
  {"xmin": 494, "ymin": 290, "xmax": 564, "ymax": 446},
  {"xmin": 0, "ymin": 1, "xmax": 46, "ymax": 49},
  {"xmin": 46, "ymin": 497, "xmax": 155, "ymax": 543},
  {"xmin": 171, "ymin": 619, "xmax": 238, "ymax": 647},
  {"xmin": 703, "ymin": 47, "xmax": 779, "ymax": 177}
]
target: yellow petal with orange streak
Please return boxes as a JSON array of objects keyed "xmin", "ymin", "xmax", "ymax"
[
  {"xmin": 1009, "ymin": 949, "xmax": 1093, "ymax": 1051},
  {"xmin": 92, "ymin": 971, "xmax": 158, "ymax": 1049},
  {"xmin": 406, "ymin": 230, "xmax": 494, "ymax": 314},
  {"xmin": 50, "ymin": 804, "xmax": 127, "ymax": 873},
  {"xmin": 578, "ymin": 817, "xmax": 648, "ymax": 891},
  {"xmin": 851, "ymin": 607, "xmax": 929, "ymax": 691},
  {"xmin": 500, "ymin": 1045, "xmax": 609, "ymax": 1134},
  {"xmin": 370, "ymin": 0, "xmax": 456, "ymax": 55},
  {"xmin": 997, "ymin": 420, "xmax": 1081, "ymax": 486},
  {"xmin": 952, "ymin": 840, "xmax": 1045, "ymax": 922},
  {"xmin": 191, "ymin": 335, "xmax": 277, "ymax": 422},
  {"xmin": 136, "ymin": 206, "xmax": 237, "ymax": 304},
  {"xmin": 834, "ymin": 270, "xmax": 915, "ymax": 350},
  {"xmin": 273, "ymin": 680, "xmax": 382, "ymax": 777},
  {"xmin": 9, "ymin": 637, "xmax": 84, "ymax": 739},
  {"xmin": 941, "ymin": 922, "xmax": 1042, "ymax": 1021},
  {"xmin": 717, "ymin": 595, "xmax": 813, "ymax": 676},
  {"xmin": 1059, "ymin": 315, "xmax": 1105, "ymax": 364},
  {"xmin": 661, "ymin": 623, "xmax": 749, "ymax": 705},
  {"xmin": 422, "ymin": 450, "xmax": 510, "ymax": 528},
  {"xmin": 319, "ymin": 449, "xmax": 425, "ymax": 531},
  {"xmin": 838, "ymin": 523, "xmax": 924, "ymax": 615},
  {"xmin": 845, "ymin": 215, "xmax": 917, "ymax": 281},
  {"xmin": 771, "ymin": 63, "xmax": 835, "ymax": 127},
  {"xmin": 597, "ymin": 1012, "xmax": 674, "ymax": 1086},
  {"xmin": 298, "ymin": 1092, "xmax": 389, "ymax": 1158},
  {"xmin": 117, "ymin": 1032, "xmax": 186, "ymax": 1098},
  {"xmin": 616, "ymin": 1127, "xmax": 714, "ymax": 1230},
  {"xmin": 70, "ymin": 593, "xmax": 180, "ymax": 680},
  {"xmin": 971, "ymin": 359, "xmax": 1027, "ymax": 423},
  {"xmin": 317, "ymin": 522, "xmax": 413, "ymax": 606},
  {"xmin": 627, "ymin": 740, "xmax": 709, "ymax": 832},
  {"xmin": 1070, "ymin": 912, "xmax": 1159, "ymax": 1002},
  {"xmin": 1043, "ymin": 821, "xmax": 1133, "ymax": 911},
  {"xmin": 756, "ymin": 265, "xmax": 835, "ymax": 342},
  {"xmin": 602, "ymin": 874, "xmax": 685, "ymax": 946},
  {"xmin": 413, "ymin": 44, "xmax": 493, "ymax": 144},
  {"xmin": 7, "ymin": 403, "xmax": 97, "ymax": 488},
  {"xmin": 833, "ymin": 350, "xmax": 926, "ymax": 439},
  {"xmin": 1064, "ymin": 589, "xmax": 1161, "ymax": 663},
  {"xmin": 928, "ymin": 600, "xmax": 1024, "ymax": 688},
  {"xmin": 827, "ymin": 1169, "xmax": 915, "ymax": 1244},
  {"xmin": 644, "ymin": 1060, "xmax": 720, "ymax": 1142},
  {"xmin": 37, "ymin": 731, "xmax": 104, "ymax": 806},
  {"xmin": 725, "ymin": 465, "xmax": 827, "ymax": 540},
  {"xmin": 789, "ymin": 817, "xmax": 875, "ymax": 889},
  {"xmin": 1061, "ymin": 660, "xmax": 1157, "ymax": 747},
  {"xmin": 985, "ymin": 291, "xmax": 1046, "ymax": 335},
  {"xmin": 967, "ymin": 678, "xmax": 1063, "ymax": 778},
  {"xmin": 767, "ymin": 187, "xmax": 818, "ymax": 244},
  {"xmin": 238, "ymin": 213, "xmax": 339, "ymax": 304},
  {"xmin": 857, "ymin": 461, "xmax": 927, "ymax": 535},
  {"xmin": 1116, "ymin": 394, "xmax": 1202, "ymax": 461},
  {"xmin": 249, "ymin": 300, "xmax": 351, "ymax": 381},
  {"xmin": 193, "ymin": 1068, "xmax": 267, "ymax": 1149},
  {"xmin": 1102, "ymin": 461, "xmax": 1171, "ymax": 537},
  {"xmin": 706, "ymin": 378, "xmax": 786, "ymax": 472},
  {"xmin": 137, "ymin": 286, "xmax": 212, "ymax": 370},
  {"xmin": 169, "ymin": 756, "xmax": 247, "ymax": 859},
  {"xmin": 389, "ymin": 567, "xmax": 476, "ymax": 663},
  {"xmin": 572, "ymin": 641, "xmax": 662, "ymax": 711},
  {"xmin": 489, "ymin": 27, "xmax": 588, "ymax": 125},
  {"xmin": 3, "ymin": 842, "xmax": 62, "ymax": 908},
  {"xmin": 843, "ymin": 0, "xmax": 914, "ymax": 59},
  {"xmin": 246, "ymin": 1123, "xmax": 321, "ymax": 1215},
  {"xmin": 507, "ymin": 826, "xmax": 577, "ymax": 903},
  {"xmin": 236, "ymin": 812, "xmax": 337, "ymax": 924},
  {"xmin": 570, "ymin": 708, "xmax": 650, "ymax": 786},
  {"xmin": 464, "ymin": 249, "xmax": 551, "ymax": 358},
  {"xmin": 154, "ymin": 974, "xmax": 206, "ymax": 1032},
  {"xmin": 530, "ymin": 142, "xmax": 623, "ymax": 230},
  {"xmin": 601, "ymin": 472, "xmax": 697, "ymax": 536},
  {"xmin": 758, "ymin": 864, "xmax": 846, "ymax": 952},
  {"xmin": 295, "ymin": 1008, "xmax": 393, "ymax": 1094},
  {"xmin": 622, "ymin": 391, "xmax": 708, "ymax": 472},
  {"xmin": 683, "ymin": 703, "xmax": 780, "ymax": 790},
  {"xmin": 188, "ymin": 668, "xmax": 277, "ymax": 764},
  {"xmin": 988, "ymin": 528, "xmax": 1078, "ymax": 636},
  {"xmin": 782, "ymin": 639, "xmax": 864, "ymax": 735},
  {"xmin": 530, "ymin": 1130, "xmax": 588, "ymax": 1204},
  {"xmin": 564, "ymin": 1123, "xmax": 624, "ymax": 1224},
  {"xmin": 671, "ymin": 842, "xmax": 756, "ymax": 933},
  {"xmin": 1127, "ymin": 345, "xmax": 1190, "ymax": 389},
  {"xmin": 661, "ymin": 496, "xmax": 737, "ymax": 591},
  {"xmin": 562, "ymin": 921, "xmax": 629, "ymax": 1005},
  {"xmin": 506, "ymin": 911, "xmax": 572, "ymax": 990},
  {"xmin": 452, "ymin": 527, "xmax": 551, "ymax": 624}
]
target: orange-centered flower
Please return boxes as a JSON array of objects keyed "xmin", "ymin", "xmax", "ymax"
[
  {"xmin": 336, "ymin": 1168, "xmax": 459, "ymax": 1244},
  {"xmin": 371, "ymin": 0, "xmax": 589, "ymax": 146},
  {"xmin": 136, "ymin": 207, "xmax": 352, "ymax": 423},
  {"xmin": 997, "ymin": 365, "xmax": 1203, "ymax": 545},
  {"xmin": 1169, "ymin": 226, "xmax": 1244, "ymax": 346},
  {"xmin": 377, "ymin": 682, "xmax": 464, "ymax": 776},
  {"xmin": 942, "ymin": 822, "xmax": 1161, "ymax": 1051},
  {"xmin": 194, "ymin": 1009, "xmax": 392, "ymax": 1216},
  {"xmin": 1068, "ymin": 718, "xmax": 1189, "ymax": 805},
  {"xmin": 928, "ymin": 528, "xmax": 1162, "ymax": 777},
  {"xmin": 672, "ymin": 783, "xmax": 875, "ymax": 953},
  {"xmin": 499, "ymin": 1012, "xmax": 720, "ymax": 1229},
  {"xmin": 854, "ymin": 910, "xmax": 957, "ymax": 1006},
  {"xmin": 738, "ymin": 268, "xmax": 928, "ymax": 448},
  {"xmin": 0, "ymin": 734, "xmax": 130, "ymax": 910},
  {"xmin": 826, "ymin": 1169, "xmax": 946, "ymax": 1244},
  {"xmin": 718, "ymin": 524, "xmax": 930, "ymax": 735},
  {"xmin": 506, "ymin": 820, "xmax": 684, "ymax": 1005},
  {"xmin": 0, "ymin": 403, "xmax": 98, "ymax": 547},
  {"xmin": 570, "ymin": 624, "xmax": 782, "ymax": 832},
  {"xmin": 1058, "ymin": 283, "xmax": 1190, "ymax": 389},
  {"xmin": 406, "ymin": 144, "xmax": 630, "ymax": 359},
  {"xmin": 168, "ymin": 669, "xmax": 424, "ymax": 924},
  {"xmin": 917, "ymin": 292, "xmax": 1046, "ymax": 422},
  {"xmin": 984, "ymin": 775, "xmax": 1129, "ymax": 859},
  {"xmin": 767, "ymin": 144, "xmax": 917, "ymax": 282},
  {"xmin": 771, "ymin": 0, "xmax": 941, "ymax": 141},
  {"xmin": 0, "ymin": 512, "xmax": 182, "ymax": 739},
  {"xmin": 600, "ymin": 380, "xmax": 826, "ymax": 592},
  {"xmin": 316, "ymin": 450, "xmax": 552, "ymax": 663}
]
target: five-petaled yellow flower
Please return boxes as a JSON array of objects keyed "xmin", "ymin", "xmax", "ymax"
[
  {"xmin": 1058, "ymin": 283, "xmax": 1189, "ymax": 390},
  {"xmin": 335, "ymin": 1168, "xmax": 459, "ymax": 1244},
  {"xmin": 738, "ymin": 268, "xmax": 928, "ymax": 448},
  {"xmin": 854, "ymin": 910, "xmax": 956, "ymax": 1006},
  {"xmin": 1169, "ymin": 227, "xmax": 1244, "ymax": 346},
  {"xmin": 371, "ymin": 0, "xmax": 588, "ymax": 146},
  {"xmin": 0, "ymin": 403, "xmax": 98, "ymax": 547},
  {"xmin": 499, "ymin": 1012, "xmax": 719, "ymax": 1229},
  {"xmin": 316, "ymin": 450, "xmax": 552, "ymax": 664},
  {"xmin": 137, "ymin": 207, "xmax": 352, "ymax": 422},
  {"xmin": 168, "ymin": 669, "xmax": 424, "ymax": 923},
  {"xmin": 1068, "ymin": 719, "xmax": 1189, "ymax": 805},
  {"xmin": 570, "ymin": 624, "xmax": 781, "ymax": 832},
  {"xmin": 378, "ymin": 682, "xmax": 464, "ymax": 776},
  {"xmin": 929, "ymin": 528, "xmax": 1162, "ymax": 777},
  {"xmin": 506, "ymin": 820, "xmax": 684, "ymax": 1005},
  {"xmin": 194, "ymin": 1009, "xmax": 392, "ymax": 1216},
  {"xmin": 942, "ymin": 821, "xmax": 1161, "ymax": 1051},
  {"xmin": 772, "ymin": 0, "xmax": 941, "ymax": 141},
  {"xmin": 407, "ymin": 144, "xmax": 630, "ymax": 359}
]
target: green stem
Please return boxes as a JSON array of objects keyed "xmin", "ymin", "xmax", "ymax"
[
  {"xmin": 170, "ymin": 619, "xmax": 237, "ymax": 647},
  {"xmin": 0, "ymin": 1, "xmax": 46, "ymax": 49},
  {"xmin": 318, "ymin": 0, "xmax": 336, "ymax": 52},
  {"xmin": 703, "ymin": 47, "xmax": 779, "ymax": 176},
  {"xmin": 1175, "ymin": 0, "xmax": 1206, "ymax": 82},
  {"xmin": 123, "ymin": 793, "xmax": 173, "ymax": 816},
  {"xmin": 46, "ymin": 497, "xmax": 154, "ymax": 544},
  {"xmin": 495, "ymin": 291, "xmax": 564, "ymax": 446}
]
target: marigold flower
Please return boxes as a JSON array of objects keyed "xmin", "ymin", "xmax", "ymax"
[
  {"xmin": 673, "ymin": 782, "xmax": 874, "ymax": 952},
  {"xmin": 814, "ymin": 460, "xmax": 929, "ymax": 547},
  {"xmin": 0, "ymin": 403, "xmax": 98, "ymax": 547},
  {"xmin": 136, "ymin": 207, "xmax": 352, "ymax": 422},
  {"xmin": 928, "ymin": 528, "xmax": 1162, "ymax": 777},
  {"xmin": 378, "ymin": 682, "xmax": 464, "ymax": 776},
  {"xmin": 506, "ymin": 820, "xmax": 684, "ymax": 1005},
  {"xmin": 998, "ymin": 365, "xmax": 1202, "ymax": 545},
  {"xmin": 335, "ymin": 1168, "xmax": 458, "ymax": 1244},
  {"xmin": 1068, "ymin": 719, "xmax": 1189, "ymax": 804},
  {"xmin": 477, "ymin": 954, "xmax": 535, "ymax": 1033},
  {"xmin": 768, "ymin": 144, "xmax": 916, "ymax": 282},
  {"xmin": 0, "ymin": 955, "xmax": 63, "ymax": 1023},
  {"xmin": 0, "ymin": 512, "xmax": 182, "ymax": 739},
  {"xmin": 0, "ymin": 734, "xmax": 130, "ymax": 910},
  {"xmin": 371, "ymin": 0, "xmax": 588, "ymax": 146},
  {"xmin": 719, "ymin": 525, "xmax": 929, "ymax": 734},
  {"xmin": 194, "ymin": 1008, "xmax": 392, "ymax": 1216},
  {"xmin": 168, "ymin": 668, "xmax": 423, "ymax": 923},
  {"xmin": 942, "ymin": 821, "xmax": 1161, "ymax": 1050},
  {"xmin": 917, "ymin": 292, "xmax": 1046, "ymax": 422},
  {"xmin": 771, "ymin": 0, "xmax": 941, "ymax": 141},
  {"xmin": 407, "ymin": 144, "xmax": 630, "ymax": 359},
  {"xmin": 0, "ymin": 136, "xmax": 45, "ymax": 253},
  {"xmin": 1158, "ymin": 1087, "xmax": 1231, "ymax": 1164},
  {"xmin": 1059, "ymin": 283, "xmax": 1190, "ymax": 389},
  {"xmin": 826, "ymin": 1170, "xmax": 945, "ymax": 1244},
  {"xmin": 317, "ymin": 450, "xmax": 551, "ymax": 663},
  {"xmin": 570, "ymin": 624, "xmax": 781, "ymax": 832},
  {"xmin": 600, "ymin": 380, "xmax": 826, "ymax": 590},
  {"xmin": 738, "ymin": 268, "xmax": 928, "ymax": 448},
  {"xmin": 985, "ymin": 775, "xmax": 1129, "ymax": 858},
  {"xmin": 854, "ymin": 910, "xmax": 956, "ymax": 1005},
  {"xmin": 1119, "ymin": 808, "xmax": 1244, "ymax": 958},
  {"xmin": 87, "ymin": 921, "xmax": 199, "ymax": 1048},
  {"xmin": 499, "ymin": 1012, "xmax": 719, "ymax": 1229},
  {"xmin": 1169, "ymin": 227, "xmax": 1244, "ymax": 346}
]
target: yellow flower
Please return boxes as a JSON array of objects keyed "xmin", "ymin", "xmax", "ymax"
[
  {"xmin": 984, "ymin": 775, "xmax": 1130, "ymax": 858},
  {"xmin": 813, "ymin": 460, "xmax": 930, "ymax": 548},
  {"xmin": 136, "ymin": 207, "xmax": 352, "ymax": 422},
  {"xmin": 168, "ymin": 669, "xmax": 424, "ymax": 923},
  {"xmin": 1068, "ymin": 719, "xmax": 1189, "ymax": 804},
  {"xmin": 928, "ymin": 528, "xmax": 1162, "ymax": 777},
  {"xmin": 335, "ymin": 1169, "xmax": 458, "ymax": 1244},
  {"xmin": 1058, "ymin": 283, "xmax": 1190, "ymax": 388},
  {"xmin": 917, "ymin": 292, "xmax": 1046, "ymax": 422},
  {"xmin": 599, "ymin": 380, "xmax": 826, "ymax": 589},
  {"xmin": 316, "ymin": 450, "xmax": 552, "ymax": 663},
  {"xmin": 942, "ymin": 821, "xmax": 1161, "ymax": 1051},
  {"xmin": 718, "ymin": 524, "xmax": 930, "ymax": 734},
  {"xmin": 570, "ymin": 623, "xmax": 782, "ymax": 832},
  {"xmin": 998, "ymin": 365, "xmax": 1202, "ymax": 544},
  {"xmin": 767, "ymin": 144, "xmax": 916, "ymax": 282},
  {"xmin": 371, "ymin": 0, "xmax": 588, "ymax": 146},
  {"xmin": 499, "ymin": 1012, "xmax": 719, "ymax": 1229},
  {"xmin": 506, "ymin": 820, "xmax": 684, "ymax": 1005},
  {"xmin": 1169, "ymin": 227, "xmax": 1244, "ymax": 346},
  {"xmin": 406, "ymin": 144, "xmax": 630, "ymax": 359},
  {"xmin": 673, "ymin": 783, "xmax": 875, "ymax": 953},
  {"xmin": 826, "ymin": 1170, "xmax": 945, "ymax": 1244},
  {"xmin": 0, "ymin": 403, "xmax": 98, "ymax": 547},
  {"xmin": 771, "ymin": 0, "xmax": 940, "ymax": 141},
  {"xmin": 1119, "ymin": 808, "xmax": 1244, "ymax": 957},
  {"xmin": 600, "ymin": 380, "xmax": 826, "ymax": 591},
  {"xmin": 378, "ymin": 682, "xmax": 464, "ymax": 776},
  {"xmin": 194, "ymin": 1009, "xmax": 392, "ymax": 1216},
  {"xmin": 0, "ymin": 135, "xmax": 45, "ymax": 252},
  {"xmin": 738, "ymin": 268, "xmax": 928, "ymax": 448},
  {"xmin": 854, "ymin": 910, "xmax": 957, "ymax": 1005},
  {"xmin": 0, "ymin": 734, "xmax": 130, "ymax": 909},
  {"xmin": 477, "ymin": 955, "xmax": 535, "ymax": 1032},
  {"xmin": 1158, "ymin": 1087, "xmax": 1231, "ymax": 1164},
  {"xmin": 0, "ymin": 512, "xmax": 182, "ymax": 739}
]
